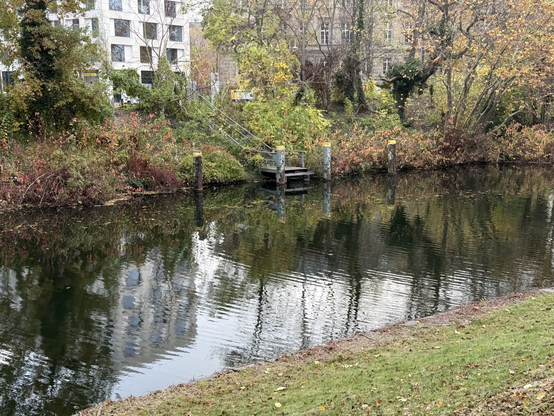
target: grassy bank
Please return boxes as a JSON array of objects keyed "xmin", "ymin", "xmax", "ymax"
[{"xmin": 80, "ymin": 290, "xmax": 554, "ymax": 415}]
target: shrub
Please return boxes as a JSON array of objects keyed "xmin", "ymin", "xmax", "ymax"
[
  {"xmin": 0, "ymin": 112, "xmax": 190, "ymax": 206},
  {"xmin": 243, "ymin": 91, "xmax": 329, "ymax": 150},
  {"xmin": 328, "ymin": 125, "xmax": 446, "ymax": 176},
  {"xmin": 491, "ymin": 124, "xmax": 554, "ymax": 162},
  {"xmin": 180, "ymin": 145, "xmax": 245, "ymax": 184}
]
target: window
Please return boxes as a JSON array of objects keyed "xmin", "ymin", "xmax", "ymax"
[
  {"xmin": 141, "ymin": 70, "xmax": 154, "ymax": 85},
  {"xmin": 114, "ymin": 19, "xmax": 130, "ymax": 37},
  {"xmin": 385, "ymin": 24, "xmax": 393, "ymax": 43},
  {"xmin": 111, "ymin": 44, "xmax": 125, "ymax": 62},
  {"xmin": 72, "ymin": 19, "xmax": 79, "ymax": 29},
  {"xmin": 169, "ymin": 25, "xmax": 182, "ymax": 41},
  {"xmin": 52, "ymin": 20, "xmax": 61, "ymax": 27},
  {"xmin": 166, "ymin": 48, "xmax": 178, "ymax": 64},
  {"xmin": 140, "ymin": 46, "xmax": 152, "ymax": 63},
  {"xmin": 1, "ymin": 71, "xmax": 14, "ymax": 89},
  {"xmin": 165, "ymin": 1, "xmax": 176, "ymax": 17},
  {"xmin": 85, "ymin": 0, "xmax": 95, "ymax": 10},
  {"xmin": 109, "ymin": 0, "xmax": 122, "ymax": 11},
  {"xmin": 382, "ymin": 58, "xmax": 391, "ymax": 75},
  {"xmin": 143, "ymin": 22, "xmax": 157, "ymax": 39},
  {"xmin": 404, "ymin": 23, "xmax": 413, "ymax": 43},
  {"xmin": 91, "ymin": 18, "xmax": 99, "ymax": 36},
  {"xmin": 341, "ymin": 23, "xmax": 351, "ymax": 44},
  {"xmin": 320, "ymin": 22, "xmax": 329, "ymax": 45},
  {"xmin": 138, "ymin": 0, "xmax": 150, "ymax": 14}
]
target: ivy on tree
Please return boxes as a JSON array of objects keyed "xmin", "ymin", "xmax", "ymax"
[
  {"xmin": 383, "ymin": 58, "xmax": 435, "ymax": 126},
  {"xmin": 1, "ymin": 0, "xmax": 111, "ymax": 133}
]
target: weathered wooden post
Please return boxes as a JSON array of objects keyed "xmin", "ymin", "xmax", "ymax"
[
  {"xmin": 275, "ymin": 146, "xmax": 286, "ymax": 185},
  {"xmin": 323, "ymin": 142, "xmax": 331, "ymax": 181},
  {"xmin": 387, "ymin": 139, "xmax": 397, "ymax": 175},
  {"xmin": 193, "ymin": 151, "xmax": 203, "ymax": 191}
]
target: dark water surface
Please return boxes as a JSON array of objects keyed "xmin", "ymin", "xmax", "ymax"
[{"xmin": 2, "ymin": 166, "xmax": 554, "ymax": 415}]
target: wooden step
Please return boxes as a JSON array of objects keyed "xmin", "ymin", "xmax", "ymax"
[
  {"xmin": 285, "ymin": 171, "xmax": 314, "ymax": 177},
  {"xmin": 260, "ymin": 166, "xmax": 308, "ymax": 174}
]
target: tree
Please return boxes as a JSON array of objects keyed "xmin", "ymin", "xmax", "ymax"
[
  {"xmin": 398, "ymin": 0, "xmax": 554, "ymax": 134},
  {"xmin": 237, "ymin": 41, "xmax": 298, "ymax": 100},
  {"xmin": 0, "ymin": 0, "xmax": 112, "ymax": 131}
]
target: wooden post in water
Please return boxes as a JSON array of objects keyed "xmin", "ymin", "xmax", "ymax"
[
  {"xmin": 193, "ymin": 151, "xmax": 203, "ymax": 191},
  {"xmin": 275, "ymin": 146, "xmax": 286, "ymax": 185},
  {"xmin": 322, "ymin": 142, "xmax": 331, "ymax": 181},
  {"xmin": 387, "ymin": 140, "xmax": 397, "ymax": 175}
]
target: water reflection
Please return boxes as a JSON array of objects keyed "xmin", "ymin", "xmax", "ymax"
[{"xmin": 1, "ymin": 166, "xmax": 554, "ymax": 415}]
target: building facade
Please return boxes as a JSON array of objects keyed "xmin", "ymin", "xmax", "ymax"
[
  {"xmin": 0, "ymin": 0, "xmax": 191, "ymax": 92},
  {"xmin": 291, "ymin": 0, "xmax": 409, "ymax": 81}
]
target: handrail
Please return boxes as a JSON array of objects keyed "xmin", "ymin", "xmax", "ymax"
[
  {"xmin": 198, "ymin": 95, "xmax": 274, "ymax": 152},
  {"xmin": 197, "ymin": 94, "xmax": 307, "ymax": 168}
]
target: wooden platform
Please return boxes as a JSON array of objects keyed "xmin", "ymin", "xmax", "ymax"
[{"xmin": 260, "ymin": 166, "xmax": 314, "ymax": 182}]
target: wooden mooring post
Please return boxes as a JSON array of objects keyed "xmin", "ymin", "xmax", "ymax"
[
  {"xmin": 323, "ymin": 142, "xmax": 331, "ymax": 181},
  {"xmin": 193, "ymin": 151, "xmax": 203, "ymax": 191},
  {"xmin": 275, "ymin": 146, "xmax": 286, "ymax": 185},
  {"xmin": 387, "ymin": 140, "xmax": 397, "ymax": 175}
]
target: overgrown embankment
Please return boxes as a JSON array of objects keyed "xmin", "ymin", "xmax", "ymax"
[
  {"xmin": 79, "ymin": 290, "xmax": 554, "ymax": 415},
  {"xmin": 3, "ymin": 91, "xmax": 554, "ymax": 209},
  {"xmin": 0, "ymin": 112, "xmax": 246, "ymax": 208}
]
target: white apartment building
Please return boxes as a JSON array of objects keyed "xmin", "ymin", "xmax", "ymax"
[{"xmin": 0, "ymin": 0, "xmax": 190, "ymax": 92}]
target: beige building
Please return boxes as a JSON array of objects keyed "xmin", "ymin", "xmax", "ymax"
[{"xmin": 285, "ymin": 0, "xmax": 409, "ymax": 81}]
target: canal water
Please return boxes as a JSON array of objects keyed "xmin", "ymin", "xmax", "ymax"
[{"xmin": 1, "ymin": 165, "xmax": 554, "ymax": 415}]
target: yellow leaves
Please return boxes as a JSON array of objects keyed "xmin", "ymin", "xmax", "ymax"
[
  {"xmin": 319, "ymin": 406, "xmax": 325, "ymax": 410},
  {"xmin": 536, "ymin": 391, "xmax": 546, "ymax": 400},
  {"xmin": 275, "ymin": 402, "xmax": 282, "ymax": 408}
]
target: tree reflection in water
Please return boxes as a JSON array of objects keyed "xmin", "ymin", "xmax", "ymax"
[{"xmin": 1, "ymin": 165, "xmax": 554, "ymax": 415}]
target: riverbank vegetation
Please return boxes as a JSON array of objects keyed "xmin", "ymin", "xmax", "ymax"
[
  {"xmin": 80, "ymin": 291, "xmax": 554, "ymax": 415},
  {"xmin": 2, "ymin": 0, "xmax": 554, "ymax": 207}
]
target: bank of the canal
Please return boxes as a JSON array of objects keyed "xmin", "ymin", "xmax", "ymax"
[{"xmin": 78, "ymin": 289, "xmax": 554, "ymax": 415}]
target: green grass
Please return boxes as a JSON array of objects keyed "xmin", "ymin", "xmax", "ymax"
[{"xmin": 83, "ymin": 293, "xmax": 554, "ymax": 415}]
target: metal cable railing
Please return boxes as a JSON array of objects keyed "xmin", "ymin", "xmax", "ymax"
[
  {"xmin": 196, "ymin": 94, "xmax": 307, "ymax": 168},
  {"xmin": 198, "ymin": 95, "xmax": 273, "ymax": 152}
]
